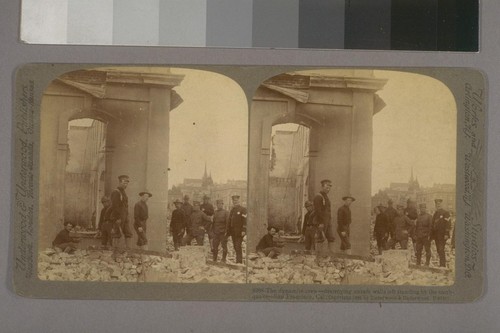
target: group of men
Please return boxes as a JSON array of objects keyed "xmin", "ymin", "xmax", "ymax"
[
  {"xmin": 374, "ymin": 198, "xmax": 452, "ymax": 267},
  {"xmin": 53, "ymin": 174, "xmax": 152, "ymax": 252},
  {"xmin": 299, "ymin": 179, "xmax": 356, "ymax": 254},
  {"xmin": 169, "ymin": 194, "xmax": 247, "ymax": 264}
]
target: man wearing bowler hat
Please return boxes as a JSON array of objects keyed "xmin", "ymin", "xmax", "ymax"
[
  {"xmin": 313, "ymin": 179, "xmax": 336, "ymax": 251},
  {"xmin": 227, "ymin": 195, "xmax": 247, "ymax": 264},
  {"xmin": 134, "ymin": 191, "xmax": 152, "ymax": 250},
  {"xmin": 431, "ymin": 198, "xmax": 451, "ymax": 267},
  {"xmin": 109, "ymin": 175, "xmax": 133, "ymax": 249},
  {"xmin": 337, "ymin": 195, "xmax": 355, "ymax": 254}
]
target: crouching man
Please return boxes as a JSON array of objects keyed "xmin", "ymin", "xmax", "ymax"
[
  {"xmin": 52, "ymin": 221, "xmax": 80, "ymax": 253},
  {"xmin": 256, "ymin": 226, "xmax": 282, "ymax": 259}
]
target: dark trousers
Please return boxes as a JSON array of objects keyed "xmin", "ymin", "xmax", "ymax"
[
  {"xmin": 172, "ymin": 229, "xmax": 184, "ymax": 250},
  {"xmin": 101, "ymin": 221, "xmax": 114, "ymax": 247},
  {"xmin": 231, "ymin": 234, "xmax": 244, "ymax": 263},
  {"xmin": 183, "ymin": 232, "xmax": 204, "ymax": 246},
  {"xmin": 134, "ymin": 222, "xmax": 148, "ymax": 246},
  {"xmin": 434, "ymin": 237, "xmax": 447, "ymax": 267},
  {"xmin": 304, "ymin": 226, "xmax": 318, "ymax": 251},
  {"xmin": 114, "ymin": 218, "xmax": 133, "ymax": 239},
  {"xmin": 388, "ymin": 238, "xmax": 408, "ymax": 250},
  {"xmin": 212, "ymin": 232, "xmax": 228, "ymax": 261},
  {"xmin": 375, "ymin": 234, "xmax": 388, "ymax": 254},
  {"xmin": 415, "ymin": 236, "xmax": 431, "ymax": 265},
  {"xmin": 338, "ymin": 229, "xmax": 351, "ymax": 250}
]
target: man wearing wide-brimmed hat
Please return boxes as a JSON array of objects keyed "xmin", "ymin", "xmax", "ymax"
[
  {"xmin": 337, "ymin": 195, "xmax": 355, "ymax": 254},
  {"xmin": 134, "ymin": 191, "xmax": 152, "ymax": 250},
  {"xmin": 170, "ymin": 199, "xmax": 186, "ymax": 250},
  {"xmin": 431, "ymin": 198, "xmax": 451, "ymax": 267}
]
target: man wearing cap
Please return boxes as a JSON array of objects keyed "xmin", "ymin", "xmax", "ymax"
[
  {"xmin": 373, "ymin": 205, "xmax": 389, "ymax": 255},
  {"xmin": 337, "ymin": 195, "xmax": 355, "ymax": 254},
  {"xmin": 181, "ymin": 194, "xmax": 193, "ymax": 217},
  {"xmin": 431, "ymin": 199, "xmax": 451, "ymax": 267},
  {"xmin": 183, "ymin": 201, "xmax": 211, "ymax": 246},
  {"xmin": 109, "ymin": 175, "xmax": 133, "ymax": 249},
  {"xmin": 227, "ymin": 195, "xmax": 247, "ymax": 264},
  {"xmin": 134, "ymin": 191, "xmax": 152, "ymax": 250},
  {"xmin": 384, "ymin": 199, "xmax": 398, "ymax": 249},
  {"xmin": 387, "ymin": 204, "xmax": 415, "ymax": 250},
  {"xmin": 313, "ymin": 180, "xmax": 336, "ymax": 250},
  {"xmin": 200, "ymin": 195, "xmax": 215, "ymax": 252},
  {"xmin": 300, "ymin": 201, "xmax": 317, "ymax": 252},
  {"xmin": 414, "ymin": 203, "xmax": 433, "ymax": 266},
  {"xmin": 404, "ymin": 199, "xmax": 419, "ymax": 255},
  {"xmin": 97, "ymin": 195, "xmax": 113, "ymax": 248},
  {"xmin": 170, "ymin": 199, "xmax": 186, "ymax": 251},
  {"xmin": 212, "ymin": 199, "xmax": 229, "ymax": 262}
]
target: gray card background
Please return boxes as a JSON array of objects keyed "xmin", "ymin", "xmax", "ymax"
[{"xmin": 1, "ymin": 1, "xmax": 499, "ymax": 333}]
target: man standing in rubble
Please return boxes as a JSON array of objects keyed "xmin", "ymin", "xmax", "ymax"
[
  {"xmin": 337, "ymin": 195, "xmax": 355, "ymax": 254},
  {"xmin": 388, "ymin": 204, "xmax": 415, "ymax": 250},
  {"xmin": 431, "ymin": 198, "xmax": 451, "ymax": 267},
  {"xmin": 414, "ymin": 203, "xmax": 433, "ymax": 266},
  {"xmin": 200, "ymin": 195, "xmax": 215, "ymax": 253},
  {"xmin": 212, "ymin": 199, "xmax": 229, "ymax": 262},
  {"xmin": 227, "ymin": 195, "xmax": 247, "ymax": 264},
  {"xmin": 109, "ymin": 175, "xmax": 133, "ymax": 249},
  {"xmin": 183, "ymin": 201, "xmax": 211, "ymax": 246},
  {"xmin": 134, "ymin": 191, "xmax": 152, "ymax": 251},
  {"xmin": 97, "ymin": 195, "xmax": 113, "ymax": 249},
  {"xmin": 313, "ymin": 179, "xmax": 336, "ymax": 251},
  {"xmin": 170, "ymin": 199, "xmax": 186, "ymax": 251},
  {"xmin": 384, "ymin": 199, "xmax": 398, "ymax": 249},
  {"xmin": 404, "ymin": 198, "xmax": 419, "ymax": 255},
  {"xmin": 300, "ymin": 201, "xmax": 317, "ymax": 253}
]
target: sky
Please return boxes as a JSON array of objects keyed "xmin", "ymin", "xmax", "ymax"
[
  {"xmin": 372, "ymin": 70, "xmax": 457, "ymax": 193},
  {"xmin": 168, "ymin": 68, "xmax": 248, "ymax": 188}
]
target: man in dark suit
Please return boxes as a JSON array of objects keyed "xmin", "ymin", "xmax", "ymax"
[
  {"xmin": 170, "ymin": 199, "xmax": 186, "ymax": 251},
  {"xmin": 313, "ymin": 179, "xmax": 335, "ymax": 251},
  {"xmin": 337, "ymin": 195, "xmax": 355, "ymax": 254},
  {"xmin": 384, "ymin": 199, "xmax": 398, "ymax": 249},
  {"xmin": 200, "ymin": 195, "xmax": 215, "ymax": 252},
  {"xmin": 373, "ymin": 204, "xmax": 389, "ymax": 255},
  {"xmin": 227, "ymin": 195, "xmax": 247, "ymax": 264},
  {"xmin": 300, "ymin": 201, "xmax": 317, "ymax": 252},
  {"xmin": 431, "ymin": 198, "xmax": 451, "ymax": 267},
  {"xmin": 109, "ymin": 175, "xmax": 132, "ymax": 249}
]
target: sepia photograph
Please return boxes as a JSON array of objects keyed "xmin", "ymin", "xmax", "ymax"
[
  {"xmin": 247, "ymin": 69, "xmax": 456, "ymax": 286},
  {"xmin": 36, "ymin": 67, "xmax": 249, "ymax": 283},
  {"xmin": 12, "ymin": 64, "xmax": 484, "ymax": 302}
]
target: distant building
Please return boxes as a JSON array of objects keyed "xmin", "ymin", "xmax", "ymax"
[
  {"xmin": 168, "ymin": 163, "xmax": 247, "ymax": 209},
  {"xmin": 372, "ymin": 169, "xmax": 455, "ymax": 214}
]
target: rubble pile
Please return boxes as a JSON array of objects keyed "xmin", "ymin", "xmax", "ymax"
[
  {"xmin": 248, "ymin": 254, "xmax": 348, "ymax": 284},
  {"xmin": 38, "ymin": 241, "xmax": 246, "ymax": 283},
  {"xmin": 248, "ymin": 248, "xmax": 455, "ymax": 286}
]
